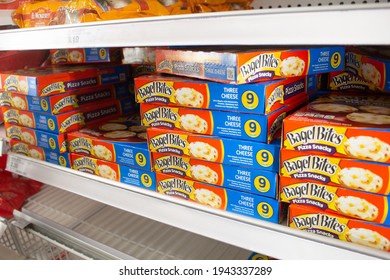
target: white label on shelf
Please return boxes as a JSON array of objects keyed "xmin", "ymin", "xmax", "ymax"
[
  {"xmin": 7, "ymin": 156, "xmax": 27, "ymax": 176},
  {"xmin": 0, "ymin": 139, "xmax": 3, "ymax": 157}
]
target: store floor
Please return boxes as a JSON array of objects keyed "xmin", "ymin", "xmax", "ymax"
[{"xmin": 0, "ymin": 245, "xmax": 25, "ymax": 260}]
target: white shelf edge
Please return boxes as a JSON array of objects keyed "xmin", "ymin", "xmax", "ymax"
[
  {"xmin": 6, "ymin": 152, "xmax": 390, "ymax": 260},
  {"xmin": 0, "ymin": 4, "xmax": 389, "ymax": 49}
]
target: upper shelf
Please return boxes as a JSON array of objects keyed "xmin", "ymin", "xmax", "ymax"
[
  {"xmin": 0, "ymin": 3, "xmax": 390, "ymax": 50},
  {"xmin": 5, "ymin": 152, "xmax": 390, "ymax": 260}
]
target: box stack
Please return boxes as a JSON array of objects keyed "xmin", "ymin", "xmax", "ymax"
[
  {"xmin": 281, "ymin": 47, "xmax": 390, "ymax": 253},
  {"xmin": 133, "ymin": 46, "xmax": 345, "ymax": 223},
  {"xmin": 67, "ymin": 115, "xmax": 157, "ymax": 192},
  {"xmin": 0, "ymin": 62, "xmax": 135, "ymax": 167}
]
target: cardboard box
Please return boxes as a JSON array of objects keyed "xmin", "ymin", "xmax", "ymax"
[
  {"xmin": 346, "ymin": 48, "xmax": 390, "ymax": 92},
  {"xmin": 10, "ymin": 139, "xmax": 71, "ymax": 167},
  {"xmin": 70, "ymin": 154, "xmax": 156, "ymax": 191},
  {"xmin": 155, "ymin": 46, "xmax": 345, "ymax": 84},
  {"xmin": 134, "ymin": 74, "xmax": 318, "ymax": 115},
  {"xmin": 156, "ymin": 173, "xmax": 284, "ymax": 224},
  {"xmin": 0, "ymin": 64, "xmax": 129, "ymax": 96},
  {"xmin": 323, "ymin": 71, "xmax": 378, "ymax": 92},
  {"xmin": 141, "ymin": 103, "xmax": 292, "ymax": 143},
  {"xmin": 5, "ymin": 123, "xmax": 67, "ymax": 153},
  {"xmin": 280, "ymin": 149, "xmax": 390, "ymax": 196},
  {"xmin": 50, "ymin": 48, "xmax": 121, "ymax": 64},
  {"xmin": 289, "ymin": 204, "xmax": 390, "ymax": 252},
  {"xmin": 147, "ymin": 128, "xmax": 281, "ymax": 172},
  {"xmin": 0, "ymin": 82, "xmax": 133, "ymax": 114},
  {"xmin": 280, "ymin": 177, "xmax": 390, "ymax": 225},
  {"xmin": 282, "ymin": 92, "xmax": 390, "ymax": 163},
  {"xmin": 67, "ymin": 117, "xmax": 151, "ymax": 170},
  {"xmin": 152, "ymin": 152, "xmax": 279, "ymax": 198},
  {"xmin": 2, "ymin": 99, "xmax": 135, "ymax": 134}
]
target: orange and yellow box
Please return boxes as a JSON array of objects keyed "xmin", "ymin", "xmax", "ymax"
[
  {"xmin": 50, "ymin": 48, "xmax": 121, "ymax": 64},
  {"xmin": 5, "ymin": 123, "xmax": 67, "ymax": 153},
  {"xmin": 70, "ymin": 153, "xmax": 156, "ymax": 191},
  {"xmin": 155, "ymin": 46, "xmax": 345, "ymax": 84},
  {"xmin": 2, "ymin": 99, "xmax": 133, "ymax": 134},
  {"xmin": 324, "ymin": 71, "xmax": 378, "ymax": 92},
  {"xmin": 147, "ymin": 127, "xmax": 281, "ymax": 172},
  {"xmin": 152, "ymin": 152, "xmax": 279, "ymax": 198},
  {"xmin": 0, "ymin": 82, "xmax": 133, "ymax": 114},
  {"xmin": 346, "ymin": 47, "xmax": 390, "ymax": 92},
  {"xmin": 280, "ymin": 149, "xmax": 390, "ymax": 196},
  {"xmin": 282, "ymin": 92, "xmax": 390, "ymax": 164},
  {"xmin": 67, "ymin": 117, "xmax": 151, "ymax": 170},
  {"xmin": 289, "ymin": 204, "xmax": 390, "ymax": 252},
  {"xmin": 156, "ymin": 173, "xmax": 284, "ymax": 224},
  {"xmin": 134, "ymin": 74, "xmax": 318, "ymax": 115},
  {"xmin": 10, "ymin": 139, "xmax": 71, "ymax": 167},
  {"xmin": 280, "ymin": 177, "xmax": 390, "ymax": 225},
  {"xmin": 141, "ymin": 103, "xmax": 291, "ymax": 143},
  {"xmin": 0, "ymin": 64, "xmax": 129, "ymax": 96}
]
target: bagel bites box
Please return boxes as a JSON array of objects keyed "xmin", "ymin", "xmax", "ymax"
[
  {"xmin": 0, "ymin": 64, "xmax": 129, "ymax": 96},
  {"xmin": 155, "ymin": 46, "xmax": 345, "ymax": 84},
  {"xmin": 1, "ymin": 99, "xmax": 135, "ymax": 134},
  {"xmin": 280, "ymin": 177, "xmax": 390, "ymax": 225},
  {"xmin": 289, "ymin": 204, "xmax": 390, "ymax": 252},
  {"xmin": 10, "ymin": 139, "xmax": 71, "ymax": 167},
  {"xmin": 280, "ymin": 149, "xmax": 390, "ymax": 196},
  {"xmin": 4, "ymin": 123, "xmax": 67, "ymax": 153},
  {"xmin": 0, "ymin": 82, "xmax": 133, "ymax": 114},
  {"xmin": 156, "ymin": 173, "xmax": 284, "ymax": 223},
  {"xmin": 134, "ymin": 74, "xmax": 318, "ymax": 115},
  {"xmin": 147, "ymin": 127, "xmax": 281, "ymax": 172},
  {"xmin": 345, "ymin": 47, "xmax": 390, "ymax": 92},
  {"xmin": 70, "ymin": 154, "xmax": 156, "ymax": 191},
  {"xmin": 151, "ymin": 152, "xmax": 279, "ymax": 198},
  {"xmin": 141, "ymin": 103, "xmax": 289, "ymax": 144},
  {"xmin": 50, "ymin": 48, "xmax": 121, "ymax": 64},
  {"xmin": 67, "ymin": 117, "xmax": 151, "ymax": 170},
  {"xmin": 282, "ymin": 92, "xmax": 390, "ymax": 164}
]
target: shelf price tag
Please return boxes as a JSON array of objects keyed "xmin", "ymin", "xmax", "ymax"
[
  {"xmin": 6, "ymin": 156, "xmax": 27, "ymax": 176},
  {"xmin": 0, "ymin": 139, "xmax": 3, "ymax": 157},
  {"xmin": 67, "ymin": 34, "xmax": 80, "ymax": 45}
]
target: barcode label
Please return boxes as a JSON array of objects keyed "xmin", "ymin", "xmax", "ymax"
[{"xmin": 227, "ymin": 68, "xmax": 235, "ymax": 81}]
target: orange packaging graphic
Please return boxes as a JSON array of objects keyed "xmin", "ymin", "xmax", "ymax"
[
  {"xmin": 155, "ymin": 46, "xmax": 345, "ymax": 84},
  {"xmin": 134, "ymin": 74, "xmax": 318, "ymax": 115},
  {"xmin": 280, "ymin": 177, "xmax": 390, "ymax": 225},
  {"xmin": 282, "ymin": 92, "xmax": 390, "ymax": 164},
  {"xmin": 280, "ymin": 149, "xmax": 390, "ymax": 196},
  {"xmin": 1, "ymin": 99, "xmax": 126, "ymax": 134},
  {"xmin": 156, "ymin": 173, "xmax": 283, "ymax": 223},
  {"xmin": 10, "ymin": 139, "xmax": 71, "ymax": 167},
  {"xmin": 5, "ymin": 123, "xmax": 67, "ymax": 154},
  {"xmin": 147, "ymin": 127, "xmax": 281, "ymax": 172},
  {"xmin": 0, "ymin": 64, "xmax": 129, "ymax": 96},
  {"xmin": 152, "ymin": 152, "xmax": 279, "ymax": 198},
  {"xmin": 67, "ymin": 116, "xmax": 151, "ymax": 170},
  {"xmin": 289, "ymin": 204, "xmax": 390, "ymax": 252},
  {"xmin": 0, "ymin": 82, "xmax": 132, "ymax": 114},
  {"xmin": 50, "ymin": 48, "xmax": 121, "ymax": 64},
  {"xmin": 345, "ymin": 47, "xmax": 390, "ymax": 92},
  {"xmin": 324, "ymin": 71, "xmax": 379, "ymax": 92},
  {"xmin": 70, "ymin": 153, "xmax": 156, "ymax": 191}
]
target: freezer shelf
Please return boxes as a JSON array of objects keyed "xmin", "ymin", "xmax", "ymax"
[
  {"xmin": 0, "ymin": 2, "xmax": 389, "ymax": 49},
  {"xmin": 19, "ymin": 186, "xmax": 253, "ymax": 260},
  {"xmin": 6, "ymin": 152, "xmax": 390, "ymax": 260}
]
